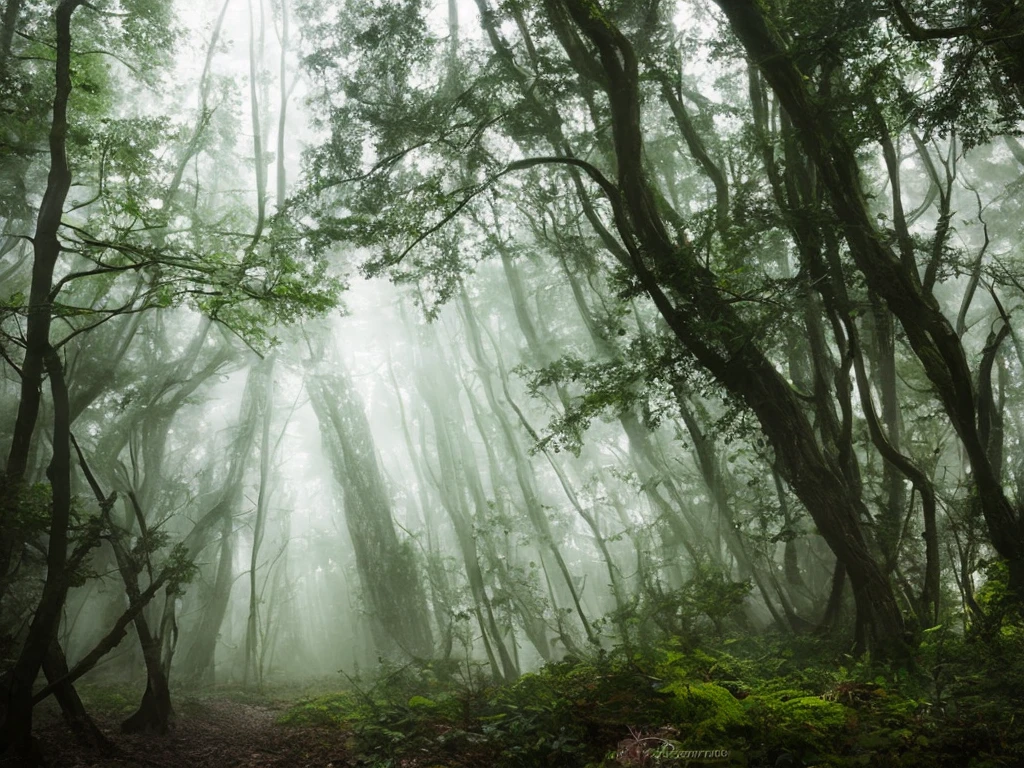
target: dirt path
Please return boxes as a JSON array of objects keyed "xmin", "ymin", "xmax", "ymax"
[{"xmin": 35, "ymin": 698, "xmax": 350, "ymax": 768}]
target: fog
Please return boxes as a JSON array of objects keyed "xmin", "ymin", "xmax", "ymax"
[{"xmin": 2, "ymin": 0, "xmax": 1024, "ymax": 763}]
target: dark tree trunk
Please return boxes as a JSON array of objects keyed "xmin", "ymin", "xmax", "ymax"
[
  {"xmin": 121, "ymin": 637, "xmax": 172, "ymax": 735},
  {"xmin": 42, "ymin": 640, "xmax": 110, "ymax": 749},
  {"xmin": 0, "ymin": 0, "xmax": 82, "ymax": 618},
  {"xmin": 0, "ymin": 18, "xmax": 89, "ymax": 744},
  {"xmin": 2, "ymin": 351, "xmax": 76, "ymax": 758},
  {"xmin": 0, "ymin": 0, "xmax": 23, "ymax": 66},
  {"xmin": 818, "ymin": 561, "xmax": 847, "ymax": 634}
]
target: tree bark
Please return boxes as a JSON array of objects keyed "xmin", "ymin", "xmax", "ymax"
[
  {"xmin": 0, "ymin": 0, "xmax": 24, "ymax": 68},
  {"xmin": 41, "ymin": 640, "xmax": 110, "ymax": 749},
  {"xmin": 245, "ymin": 356, "xmax": 275, "ymax": 687},
  {"xmin": 1, "ymin": 349, "xmax": 76, "ymax": 758}
]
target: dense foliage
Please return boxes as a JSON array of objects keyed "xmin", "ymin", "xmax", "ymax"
[{"xmin": 278, "ymin": 623, "xmax": 1024, "ymax": 768}]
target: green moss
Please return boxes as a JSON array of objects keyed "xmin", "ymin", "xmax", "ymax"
[
  {"xmin": 278, "ymin": 692, "xmax": 357, "ymax": 727},
  {"xmin": 408, "ymin": 694, "xmax": 437, "ymax": 709},
  {"xmin": 661, "ymin": 681, "xmax": 746, "ymax": 736},
  {"xmin": 775, "ymin": 695, "xmax": 848, "ymax": 730},
  {"xmin": 748, "ymin": 692, "xmax": 851, "ymax": 755},
  {"xmin": 76, "ymin": 683, "xmax": 142, "ymax": 717}
]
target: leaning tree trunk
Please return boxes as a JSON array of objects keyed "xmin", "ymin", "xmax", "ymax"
[
  {"xmin": 415, "ymin": 348, "xmax": 519, "ymax": 680},
  {"xmin": 40, "ymin": 640, "xmax": 110, "ymax": 749},
  {"xmin": 308, "ymin": 362, "xmax": 434, "ymax": 659}
]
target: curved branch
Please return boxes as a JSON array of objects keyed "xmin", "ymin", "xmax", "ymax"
[{"xmin": 890, "ymin": 0, "xmax": 976, "ymax": 41}]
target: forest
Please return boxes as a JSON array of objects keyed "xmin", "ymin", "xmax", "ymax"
[{"xmin": 1, "ymin": 0, "xmax": 1023, "ymax": 766}]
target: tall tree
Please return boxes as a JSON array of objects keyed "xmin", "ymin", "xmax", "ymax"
[{"xmin": 307, "ymin": 356, "xmax": 434, "ymax": 659}]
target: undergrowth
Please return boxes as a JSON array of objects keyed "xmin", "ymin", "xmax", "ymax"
[{"xmin": 278, "ymin": 625, "xmax": 1024, "ymax": 768}]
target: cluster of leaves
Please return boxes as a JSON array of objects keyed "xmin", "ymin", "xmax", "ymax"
[
  {"xmin": 162, "ymin": 541, "xmax": 200, "ymax": 597},
  {"xmin": 608, "ymin": 563, "xmax": 754, "ymax": 648},
  {"xmin": 0, "ymin": 480, "xmax": 53, "ymax": 542},
  {"xmin": 522, "ymin": 334, "xmax": 706, "ymax": 456}
]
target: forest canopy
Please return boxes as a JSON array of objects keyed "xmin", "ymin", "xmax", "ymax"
[{"xmin": 2, "ymin": 0, "xmax": 1024, "ymax": 766}]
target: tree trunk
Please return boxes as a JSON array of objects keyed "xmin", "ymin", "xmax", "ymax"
[
  {"xmin": 414, "ymin": 341, "xmax": 518, "ymax": 679},
  {"xmin": 41, "ymin": 640, "xmax": 110, "ymax": 749},
  {"xmin": 2, "ymin": 349, "xmax": 76, "ymax": 758},
  {"xmin": 308, "ymin": 363, "xmax": 434, "ymax": 659},
  {"xmin": 121, "ymin": 634, "xmax": 173, "ymax": 734},
  {"xmin": 182, "ymin": 515, "xmax": 235, "ymax": 686},
  {"xmin": 245, "ymin": 356, "xmax": 275, "ymax": 688}
]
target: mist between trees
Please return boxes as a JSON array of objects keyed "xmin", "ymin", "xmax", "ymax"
[{"xmin": 1, "ymin": 0, "xmax": 1024, "ymax": 764}]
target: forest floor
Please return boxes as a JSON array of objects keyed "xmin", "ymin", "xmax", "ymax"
[
  {"xmin": 34, "ymin": 692, "xmax": 351, "ymax": 768},
  {"xmin": 26, "ymin": 628, "xmax": 1024, "ymax": 768}
]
